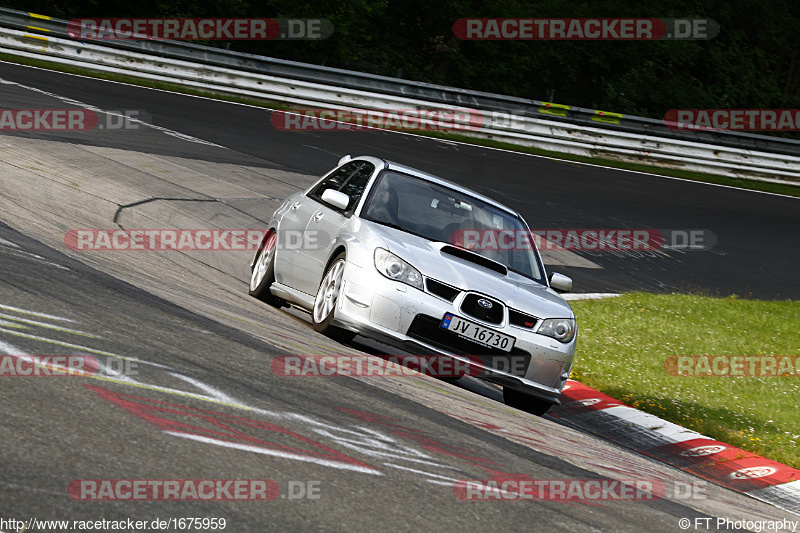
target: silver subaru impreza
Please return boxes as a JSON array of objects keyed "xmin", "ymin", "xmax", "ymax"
[{"xmin": 249, "ymin": 155, "xmax": 576, "ymax": 415}]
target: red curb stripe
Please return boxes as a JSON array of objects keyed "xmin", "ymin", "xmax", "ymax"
[
  {"xmin": 555, "ymin": 381, "xmax": 623, "ymax": 412},
  {"xmin": 551, "ymin": 380, "xmax": 800, "ymax": 513}
]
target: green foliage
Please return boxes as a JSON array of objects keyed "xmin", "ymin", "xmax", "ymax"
[{"xmin": 3, "ymin": 0, "xmax": 798, "ymax": 119}]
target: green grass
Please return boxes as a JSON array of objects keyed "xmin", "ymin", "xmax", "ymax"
[
  {"xmin": 2, "ymin": 52, "xmax": 797, "ymax": 198},
  {"xmin": 569, "ymin": 293, "xmax": 800, "ymax": 469}
]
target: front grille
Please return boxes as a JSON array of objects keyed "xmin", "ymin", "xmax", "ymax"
[
  {"xmin": 509, "ymin": 309, "xmax": 539, "ymax": 329},
  {"xmin": 460, "ymin": 293, "xmax": 504, "ymax": 324},
  {"xmin": 406, "ymin": 314, "xmax": 530, "ymax": 377},
  {"xmin": 425, "ymin": 278, "xmax": 460, "ymax": 302}
]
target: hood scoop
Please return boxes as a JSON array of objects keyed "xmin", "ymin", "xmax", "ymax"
[{"xmin": 440, "ymin": 245, "xmax": 508, "ymax": 275}]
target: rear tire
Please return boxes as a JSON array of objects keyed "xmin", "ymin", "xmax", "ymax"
[
  {"xmin": 503, "ymin": 387, "xmax": 553, "ymax": 416},
  {"xmin": 249, "ymin": 230, "xmax": 286, "ymax": 308},
  {"xmin": 312, "ymin": 252, "xmax": 356, "ymax": 343}
]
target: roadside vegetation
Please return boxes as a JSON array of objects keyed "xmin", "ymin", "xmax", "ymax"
[
  {"xmin": 569, "ymin": 292, "xmax": 800, "ymax": 469},
  {"xmin": 6, "ymin": 0, "xmax": 799, "ymax": 123}
]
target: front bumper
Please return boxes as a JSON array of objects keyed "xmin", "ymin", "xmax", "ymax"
[{"xmin": 333, "ymin": 260, "xmax": 575, "ymax": 404}]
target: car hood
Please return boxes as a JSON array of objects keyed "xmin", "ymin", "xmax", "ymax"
[{"xmin": 365, "ymin": 221, "xmax": 573, "ymax": 319}]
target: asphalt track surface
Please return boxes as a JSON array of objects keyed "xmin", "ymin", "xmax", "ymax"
[
  {"xmin": 1, "ymin": 62, "xmax": 799, "ymax": 300},
  {"xmin": 0, "ymin": 61, "xmax": 798, "ymax": 532}
]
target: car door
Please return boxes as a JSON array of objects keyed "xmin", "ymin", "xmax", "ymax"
[
  {"xmin": 273, "ymin": 195, "xmax": 320, "ymax": 288},
  {"xmin": 275, "ymin": 163, "xmax": 360, "ymax": 288},
  {"xmin": 294, "ymin": 161, "xmax": 376, "ymax": 295}
]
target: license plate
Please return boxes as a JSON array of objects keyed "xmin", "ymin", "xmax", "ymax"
[{"xmin": 440, "ymin": 313, "xmax": 515, "ymax": 352}]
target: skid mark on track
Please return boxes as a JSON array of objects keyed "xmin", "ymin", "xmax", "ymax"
[{"xmin": 85, "ymin": 384, "xmax": 382, "ymax": 475}]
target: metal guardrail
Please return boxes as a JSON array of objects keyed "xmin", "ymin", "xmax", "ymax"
[
  {"xmin": 2, "ymin": 6, "xmax": 798, "ymax": 158},
  {"xmin": 0, "ymin": 9, "xmax": 798, "ymax": 185}
]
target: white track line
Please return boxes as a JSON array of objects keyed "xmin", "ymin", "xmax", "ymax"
[{"xmin": 0, "ymin": 303, "xmax": 76, "ymax": 322}]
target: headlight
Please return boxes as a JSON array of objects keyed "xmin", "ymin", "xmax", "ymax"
[
  {"xmin": 374, "ymin": 248, "xmax": 423, "ymax": 290},
  {"xmin": 537, "ymin": 318, "xmax": 576, "ymax": 343}
]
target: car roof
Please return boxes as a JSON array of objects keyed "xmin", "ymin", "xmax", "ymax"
[{"xmin": 349, "ymin": 155, "xmax": 521, "ymax": 217}]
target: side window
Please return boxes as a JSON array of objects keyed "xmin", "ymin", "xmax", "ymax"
[
  {"xmin": 308, "ymin": 161, "xmax": 375, "ymax": 212},
  {"xmin": 339, "ymin": 162, "xmax": 375, "ymax": 210},
  {"xmin": 308, "ymin": 162, "xmax": 361, "ymax": 201}
]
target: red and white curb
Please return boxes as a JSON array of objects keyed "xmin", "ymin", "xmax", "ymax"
[{"xmin": 549, "ymin": 380, "xmax": 800, "ymax": 516}]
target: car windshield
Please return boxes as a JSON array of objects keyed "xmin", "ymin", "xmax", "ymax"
[{"xmin": 362, "ymin": 170, "xmax": 544, "ymax": 283}]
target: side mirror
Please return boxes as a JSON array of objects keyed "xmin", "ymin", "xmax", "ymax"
[
  {"xmin": 337, "ymin": 154, "xmax": 352, "ymax": 166},
  {"xmin": 549, "ymin": 272, "xmax": 572, "ymax": 293},
  {"xmin": 321, "ymin": 189, "xmax": 350, "ymax": 211}
]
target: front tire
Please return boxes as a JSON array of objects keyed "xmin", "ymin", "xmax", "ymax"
[
  {"xmin": 503, "ymin": 387, "xmax": 554, "ymax": 416},
  {"xmin": 312, "ymin": 252, "xmax": 356, "ymax": 343},
  {"xmin": 249, "ymin": 230, "xmax": 285, "ymax": 308}
]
